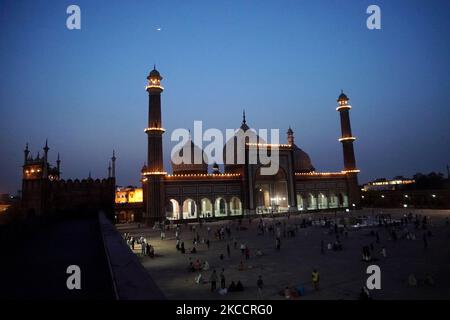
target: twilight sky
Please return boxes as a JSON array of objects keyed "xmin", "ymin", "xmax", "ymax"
[{"xmin": 0, "ymin": 0, "xmax": 449, "ymax": 194}]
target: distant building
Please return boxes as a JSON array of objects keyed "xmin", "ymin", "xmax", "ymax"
[
  {"xmin": 362, "ymin": 178, "xmax": 415, "ymax": 191},
  {"xmin": 361, "ymin": 176, "xmax": 450, "ymax": 208},
  {"xmin": 20, "ymin": 141, "xmax": 116, "ymax": 217}
]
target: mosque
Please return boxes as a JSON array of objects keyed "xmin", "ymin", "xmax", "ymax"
[{"xmin": 137, "ymin": 67, "xmax": 360, "ymax": 224}]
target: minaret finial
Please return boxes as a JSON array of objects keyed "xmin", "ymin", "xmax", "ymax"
[
  {"xmin": 153, "ymin": 64, "xmax": 156, "ymax": 70},
  {"xmin": 242, "ymin": 109, "xmax": 246, "ymax": 124}
]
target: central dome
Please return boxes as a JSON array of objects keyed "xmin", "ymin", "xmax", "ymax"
[
  {"xmin": 171, "ymin": 139, "xmax": 208, "ymax": 174},
  {"xmin": 292, "ymin": 144, "xmax": 315, "ymax": 172},
  {"xmin": 223, "ymin": 114, "xmax": 266, "ymax": 172}
]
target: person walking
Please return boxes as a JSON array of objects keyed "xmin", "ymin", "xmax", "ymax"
[
  {"xmin": 210, "ymin": 269, "xmax": 218, "ymax": 292},
  {"xmin": 227, "ymin": 243, "xmax": 231, "ymax": 258},
  {"xmin": 257, "ymin": 275, "xmax": 264, "ymax": 299},
  {"xmin": 220, "ymin": 269, "xmax": 226, "ymax": 289},
  {"xmin": 312, "ymin": 269, "xmax": 320, "ymax": 290}
]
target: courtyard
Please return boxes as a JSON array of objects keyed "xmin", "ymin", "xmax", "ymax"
[{"xmin": 116, "ymin": 208, "xmax": 450, "ymax": 300}]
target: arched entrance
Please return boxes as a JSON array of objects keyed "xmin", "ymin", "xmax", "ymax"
[
  {"xmin": 167, "ymin": 199, "xmax": 180, "ymax": 220},
  {"xmin": 182, "ymin": 199, "xmax": 197, "ymax": 219},
  {"xmin": 214, "ymin": 197, "xmax": 227, "ymax": 217},
  {"xmin": 307, "ymin": 193, "xmax": 317, "ymax": 210},
  {"xmin": 229, "ymin": 197, "xmax": 242, "ymax": 215},
  {"xmin": 255, "ymin": 167, "xmax": 289, "ymax": 214},
  {"xmin": 296, "ymin": 194, "xmax": 304, "ymax": 211},
  {"xmin": 318, "ymin": 193, "xmax": 328, "ymax": 209},
  {"xmin": 200, "ymin": 198, "xmax": 213, "ymax": 218}
]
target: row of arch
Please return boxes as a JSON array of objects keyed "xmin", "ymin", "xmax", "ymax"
[
  {"xmin": 167, "ymin": 197, "xmax": 243, "ymax": 220},
  {"xmin": 296, "ymin": 192, "xmax": 348, "ymax": 210}
]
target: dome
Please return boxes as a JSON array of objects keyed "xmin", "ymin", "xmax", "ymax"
[
  {"xmin": 293, "ymin": 144, "xmax": 315, "ymax": 172},
  {"xmin": 171, "ymin": 140, "xmax": 208, "ymax": 174},
  {"xmin": 148, "ymin": 66, "xmax": 162, "ymax": 80},
  {"xmin": 337, "ymin": 91, "xmax": 349, "ymax": 102},
  {"xmin": 223, "ymin": 127, "xmax": 266, "ymax": 172}
]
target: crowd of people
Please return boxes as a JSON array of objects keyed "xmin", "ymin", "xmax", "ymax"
[{"xmin": 119, "ymin": 209, "xmax": 445, "ymax": 300}]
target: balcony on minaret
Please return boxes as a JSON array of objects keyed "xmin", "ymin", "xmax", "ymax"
[{"xmin": 146, "ymin": 66, "xmax": 164, "ymax": 91}]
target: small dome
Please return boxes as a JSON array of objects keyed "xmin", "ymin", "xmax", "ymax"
[
  {"xmin": 293, "ymin": 144, "xmax": 315, "ymax": 172},
  {"xmin": 148, "ymin": 66, "xmax": 162, "ymax": 80},
  {"xmin": 171, "ymin": 140, "xmax": 208, "ymax": 174},
  {"xmin": 223, "ymin": 127, "xmax": 266, "ymax": 172},
  {"xmin": 337, "ymin": 91, "xmax": 349, "ymax": 102}
]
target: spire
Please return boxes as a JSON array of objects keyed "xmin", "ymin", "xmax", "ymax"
[
  {"xmin": 24, "ymin": 142, "xmax": 29, "ymax": 165},
  {"xmin": 153, "ymin": 64, "xmax": 156, "ymax": 70},
  {"xmin": 88, "ymin": 171, "xmax": 92, "ymax": 179},
  {"xmin": 242, "ymin": 109, "xmax": 246, "ymax": 124},
  {"xmin": 287, "ymin": 126, "xmax": 294, "ymax": 145},
  {"xmin": 43, "ymin": 139, "xmax": 49, "ymax": 156}
]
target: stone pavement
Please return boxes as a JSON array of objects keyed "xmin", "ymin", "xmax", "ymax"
[{"xmin": 116, "ymin": 209, "xmax": 450, "ymax": 300}]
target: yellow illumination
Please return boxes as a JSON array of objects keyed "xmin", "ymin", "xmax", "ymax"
[
  {"xmin": 341, "ymin": 169, "xmax": 361, "ymax": 174},
  {"xmin": 246, "ymin": 143, "xmax": 292, "ymax": 148},
  {"xmin": 338, "ymin": 137, "xmax": 356, "ymax": 142},
  {"xmin": 166, "ymin": 173, "xmax": 241, "ymax": 178},
  {"xmin": 295, "ymin": 171, "xmax": 345, "ymax": 176},
  {"xmin": 144, "ymin": 127, "xmax": 166, "ymax": 133},
  {"xmin": 145, "ymin": 85, "xmax": 164, "ymax": 90},
  {"xmin": 336, "ymin": 105, "xmax": 352, "ymax": 111},
  {"xmin": 142, "ymin": 171, "xmax": 168, "ymax": 176},
  {"xmin": 115, "ymin": 188, "xmax": 143, "ymax": 204}
]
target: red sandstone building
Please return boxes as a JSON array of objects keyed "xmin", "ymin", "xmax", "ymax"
[{"xmin": 138, "ymin": 68, "xmax": 360, "ymax": 224}]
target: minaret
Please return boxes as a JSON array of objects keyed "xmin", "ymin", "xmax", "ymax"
[
  {"xmin": 24, "ymin": 143, "xmax": 29, "ymax": 165},
  {"xmin": 143, "ymin": 66, "xmax": 166, "ymax": 224},
  {"xmin": 43, "ymin": 139, "xmax": 49, "ymax": 178},
  {"xmin": 111, "ymin": 150, "xmax": 116, "ymax": 178},
  {"xmin": 336, "ymin": 91, "xmax": 358, "ymax": 173},
  {"xmin": 108, "ymin": 161, "xmax": 112, "ymax": 178},
  {"xmin": 287, "ymin": 126, "xmax": 294, "ymax": 145}
]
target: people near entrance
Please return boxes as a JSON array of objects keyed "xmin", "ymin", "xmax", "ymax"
[
  {"xmin": 148, "ymin": 244, "xmax": 155, "ymax": 258},
  {"xmin": 220, "ymin": 269, "xmax": 226, "ymax": 289},
  {"xmin": 240, "ymin": 243, "xmax": 246, "ymax": 255},
  {"xmin": 312, "ymin": 269, "xmax": 320, "ymax": 290},
  {"xmin": 210, "ymin": 269, "xmax": 218, "ymax": 292},
  {"xmin": 180, "ymin": 241, "xmax": 186, "ymax": 254},
  {"xmin": 257, "ymin": 275, "xmax": 264, "ymax": 299},
  {"xmin": 203, "ymin": 260, "xmax": 210, "ymax": 271},
  {"xmin": 195, "ymin": 272, "xmax": 203, "ymax": 284},
  {"xmin": 275, "ymin": 237, "xmax": 281, "ymax": 250}
]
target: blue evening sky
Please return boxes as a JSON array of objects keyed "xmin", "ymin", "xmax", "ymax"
[{"xmin": 0, "ymin": 0, "xmax": 449, "ymax": 194}]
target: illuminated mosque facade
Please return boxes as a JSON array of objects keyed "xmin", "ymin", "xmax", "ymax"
[{"xmin": 136, "ymin": 67, "xmax": 361, "ymax": 224}]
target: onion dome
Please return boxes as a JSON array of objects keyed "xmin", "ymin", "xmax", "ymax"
[
  {"xmin": 337, "ymin": 90, "xmax": 349, "ymax": 102},
  {"xmin": 293, "ymin": 145, "xmax": 315, "ymax": 172},
  {"xmin": 223, "ymin": 112, "xmax": 266, "ymax": 172},
  {"xmin": 171, "ymin": 139, "xmax": 208, "ymax": 174}
]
